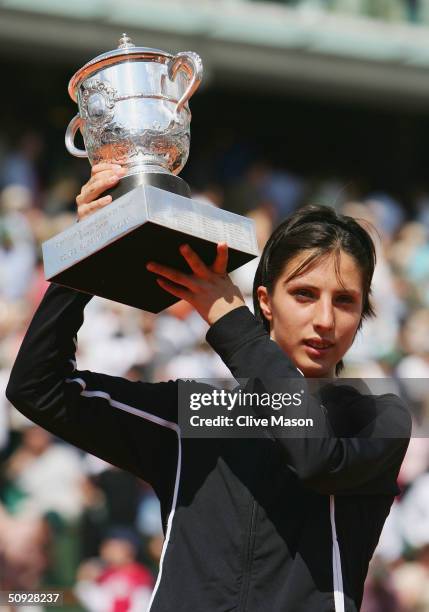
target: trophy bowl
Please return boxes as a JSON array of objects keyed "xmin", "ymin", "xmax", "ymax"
[{"xmin": 65, "ymin": 33, "xmax": 202, "ymax": 187}]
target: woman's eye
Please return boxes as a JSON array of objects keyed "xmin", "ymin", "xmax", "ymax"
[
  {"xmin": 293, "ymin": 290, "xmax": 353, "ymax": 303},
  {"xmin": 337, "ymin": 295, "xmax": 353, "ymax": 303},
  {"xmin": 294, "ymin": 290, "xmax": 313, "ymax": 298}
]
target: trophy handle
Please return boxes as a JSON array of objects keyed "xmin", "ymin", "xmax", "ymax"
[
  {"xmin": 65, "ymin": 114, "xmax": 88, "ymax": 158},
  {"xmin": 168, "ymin": 52, "xmax": 203, "ymax": 117}
]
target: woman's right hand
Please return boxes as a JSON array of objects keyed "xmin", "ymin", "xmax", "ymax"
[{"xmin": 76, "ymin": 163, "xmax": 126, "ymax": 221}]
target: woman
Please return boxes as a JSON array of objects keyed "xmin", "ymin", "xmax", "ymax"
[{"xmin": 6, "ymin": 164, "xmax": 411, "ymax": 612}]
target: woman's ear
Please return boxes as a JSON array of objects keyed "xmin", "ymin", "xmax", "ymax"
[{"xmin": 256, "ymin": 286, "xmax": 273, "ymax": 323}]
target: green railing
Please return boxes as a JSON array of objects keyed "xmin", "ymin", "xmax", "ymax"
[{"xmin": 253, "ymin": 1, "xmax": 428, "ymax": 26}]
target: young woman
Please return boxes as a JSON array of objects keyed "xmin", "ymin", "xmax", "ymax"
[{"xmin": 6, "ymin": 164, "xmax": 411, "ymax": 612}]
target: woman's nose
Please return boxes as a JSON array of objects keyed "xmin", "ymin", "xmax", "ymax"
[{"xmin": 313, "ymin": 299, "xmax": 335, "ymax": 330}]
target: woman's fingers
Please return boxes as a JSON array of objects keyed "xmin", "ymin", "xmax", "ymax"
[
  {"xmin": 75, "ymin": 163, "xmax": 126, "ymax": 220},
  {"xmin": 179, "ymin": 244, "xmax": 210, "ymax": 278},
  {"xmin": 76, "ymin": 168, "xmax": 126, "ymax": 221},
  {"xmin": 77, "ymin": 170, "xmax": 122, "ymax": 203},
  {"xmin": 179, "ymin": 243, "xmax": 228, "ymax": 277},
  {"xmin": 155, "ymin": 277, "xmax": 190, "ymax": 301},
  {"xmin": 149, "ymin": 243, "xmax": 243, "ymax": 323},
  {"xmin": 146, "ymin": 261, "xmax": 198, "ymax": 292},
  {"xmin": 148, "ymin": 243, "xmax": 229, "ymax": 290},
  {"xmin": 211, "ymin": 242, "xmax": 228, "ymax": 275},
  {"xmin": 91, "ymin": 162, "xmax": 124, "ymax": 176},
  {"xmin": 77, "ymin": 195, "xmax": 112, "ymax": 221}
]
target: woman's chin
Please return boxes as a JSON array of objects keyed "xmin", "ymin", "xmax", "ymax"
[{"xmin": 297, "ymin": 355, "xmax": 334, "ymax": 378}]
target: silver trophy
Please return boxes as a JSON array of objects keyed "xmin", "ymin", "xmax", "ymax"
[{"xmin": 42, "ymin": 34, "xmax": 258, "ymax": 312}]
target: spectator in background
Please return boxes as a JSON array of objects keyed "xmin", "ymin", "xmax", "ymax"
[
  {"xmin": 0, "ymin": 500, "xmax": 50, "ymax": 593},
  {"xmin": 249, "ymin": 161, "xmax": 305, "ymax": 223},
  {"xmin": 3, "ymin": 425, "xmax": 85, "ymax": 522},
  {"xmin": 396, "ymin": 309, "xmax": 429, "ymax": 393},
  {"xmin": 223, "ymin": 160, "xmax": 305, "ymax": 222},
  {"xmin": 365, "ymin": 193, "xmax": 406, "ymax": 246},
  {"xmin": 415, "ymin": 187, "xmax": 429, "ymax": 229},
  {"xmin": 75, "ymin": 527, "xmax": 154, "ymax": 612},
  {"xmin": 399, "ymin": 470, "xmax": 429, "ymax": 552},
  {"xmin": 361, "ymin": 554, "xmax": 401, "ymax": 612},
  {"xmin": 0, "ymin": 184, "xmax": 36, "ymax": 301},
  {"xmin": 338, "ymin": 201, "xmax": 403, "ymax": 370},
  {"xmin": 390, "ymin": 554, "xmax": 429, "ymax": 611},
  {"xmin": 76, "ymin": 299, "xmax": 155, "ymax": 377},
  {"xmin": 79, "ymin": 464, "xmax": 144, "ymax": 561},
  {"xmin": 0, "ymin": 131, "xmax": 43, "ymax": 201}
]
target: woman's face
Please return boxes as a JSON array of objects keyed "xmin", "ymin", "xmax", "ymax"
[{"xmin": 257, "ymin": 249, "xmax": 364, "ymax": 378}]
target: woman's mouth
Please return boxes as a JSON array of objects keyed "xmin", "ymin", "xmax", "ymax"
[{"xmin": 303, "ymin": 340, "xmax": 334, "ymax": 357}]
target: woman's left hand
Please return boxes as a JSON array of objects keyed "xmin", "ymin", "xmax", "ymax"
[{"xmin": 146, "ymin": 242, "xmax": 246, "ymax": 325}]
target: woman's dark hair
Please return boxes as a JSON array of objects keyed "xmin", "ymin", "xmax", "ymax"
[{"xmin": 252, "ymin": 204, "xmax": 378, "ymax": 376}]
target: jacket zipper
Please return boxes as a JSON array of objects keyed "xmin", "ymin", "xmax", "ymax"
[{"xmin": 238, "ymin": 499, "xmax": 258, "ymax": 612}]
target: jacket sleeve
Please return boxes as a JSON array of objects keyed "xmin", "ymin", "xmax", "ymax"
[
  {"xmin": 5, "ymin": 283, "xmax": 179, "ymax": 493},
  {"xmin": 206, "ymin": 306, "xmax": 412, "ymax": 495}
]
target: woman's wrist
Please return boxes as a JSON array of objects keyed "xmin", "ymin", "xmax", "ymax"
[{"xmin": 207, "ymin": 298, "xmax": 247, "ymax": 326}]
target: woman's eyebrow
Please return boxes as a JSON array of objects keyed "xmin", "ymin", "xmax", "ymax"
[{"xmin": 285, "ymin": 281, "xmax": 360, "ymax": 295}]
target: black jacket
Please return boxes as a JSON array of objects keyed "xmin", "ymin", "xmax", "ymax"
[{"xmin": 6, "ymin": 283, "xmax": 411, "ymax": 612}]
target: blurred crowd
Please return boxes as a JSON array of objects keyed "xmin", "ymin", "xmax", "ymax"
[
  {"xmin": 277, "ymin": 0, "xmax": 429, "ymax": 25},
  {"xmin": 0, "ymin": 129, "xmax": 429, "ymax": 612}
]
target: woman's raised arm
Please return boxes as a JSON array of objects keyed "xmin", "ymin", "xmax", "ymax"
[{"xmin": 6, "ymin": 282, "xmax": 179, "ymax": 493}]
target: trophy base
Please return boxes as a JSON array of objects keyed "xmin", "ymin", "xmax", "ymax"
[
  {"xmin": 42, "ymin": 183, "xmax": 258, "ymax": 313},
  {"xmin": 105, "ymin": 170, "xmax": 191, "ymax": 200}
]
